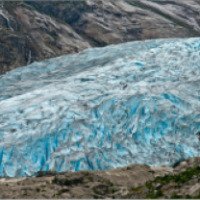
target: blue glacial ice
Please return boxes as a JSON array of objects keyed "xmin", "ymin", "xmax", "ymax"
[{"xmin": 0, "ymin": 38, "xmax": 200, "ymax": 177}]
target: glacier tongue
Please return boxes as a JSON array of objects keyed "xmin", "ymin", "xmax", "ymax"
[{"xmin": 0, "ymin": 38, "xmax": 200, "ymax": 177}]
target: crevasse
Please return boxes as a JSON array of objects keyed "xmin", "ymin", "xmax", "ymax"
[{"xmin": 0, "ymin": 38, "xmax": 200, "ymax": 177}]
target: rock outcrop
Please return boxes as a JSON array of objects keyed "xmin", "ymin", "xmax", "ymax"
[{"xmin": 0, "ymin": 157, "xmax": 199, "ymax": 199}]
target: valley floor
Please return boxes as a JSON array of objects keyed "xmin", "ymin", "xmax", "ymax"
[{"xmin": 0, "ymin": 158, "xmax": 199, "ymax": 199}]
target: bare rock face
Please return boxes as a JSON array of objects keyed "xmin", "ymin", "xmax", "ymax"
[
  {"xmin": 0, "ymin": 0, "xmax": 200, "ymax": 74},
  {"xmin": 0, "ymin": 2, "xmax": 90, "ymax": 74}
]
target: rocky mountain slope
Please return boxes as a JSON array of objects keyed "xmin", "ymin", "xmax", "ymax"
[
  {"xmin": 1, "ymin": 0, "xmax": 200, "ymax": 74},
  {"xmin": 0, "ymin": 157, "xmax": 199, "ymax": 199}
]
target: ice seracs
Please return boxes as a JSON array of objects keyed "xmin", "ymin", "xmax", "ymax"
[{"xmin": 0, "ymin": 38, "xmax": 200, "ymax": 177}]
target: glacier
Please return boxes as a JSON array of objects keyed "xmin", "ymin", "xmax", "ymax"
[{"xmin": 0, "ymin": 38, "xmax": 200, "ymax": 177}]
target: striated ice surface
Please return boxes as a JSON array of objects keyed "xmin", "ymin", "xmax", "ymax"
[{"xmin": 0, "ymin": 38, "xmax": 200, "ymax": 177}]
